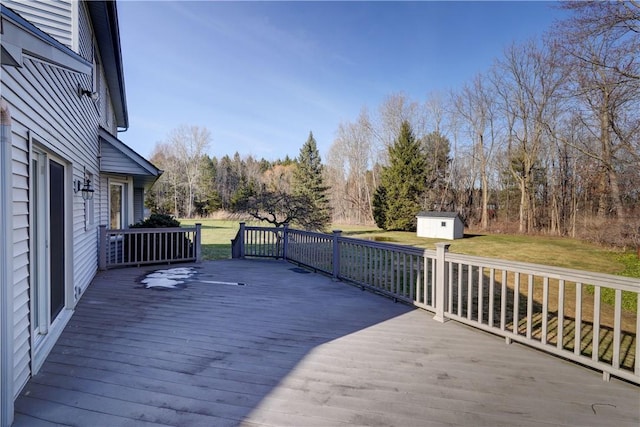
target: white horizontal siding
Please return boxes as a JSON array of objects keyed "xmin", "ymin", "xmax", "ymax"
[
  {"xmin": 2, "ymin": 1, "xmax": 131, "ymax": 400},
  {"xmin": 98, "ymin": 174, "xmax": 109, "ymax": 227},
  {"xmin": 2, "ymin": 51, "xmax": 102, "ymax": 396},
  {"xmin": 4, "ymin": 0, "xmax": 74, "ymax": 49},
  {"xmin": 10, "ymin": 129, "xmax": 30, "ymax": 398},
  {"xmin": 133, "ymin": 187, "xmax": 144, "ymax": 223},
  {"xmin": 100, "ymin": 143, "xmax": 146, "ymax": 175},
  {"xmin": 77, "ymin": 2, "xmax": 92, "ymax": 61}
]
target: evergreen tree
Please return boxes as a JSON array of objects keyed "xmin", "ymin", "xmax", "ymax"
[
  {"xmin": 376, "ymin": 121, "xmax": 427, "ymax": 231},
  {"xmin": 292, "ymin": 132, "xmax": 332, "ymax": 231},
  {"xmin": 372, "ymin": 185, "xmax": 387, "ymax": 229}
]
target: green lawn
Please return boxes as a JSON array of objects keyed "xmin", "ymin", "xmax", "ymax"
[
  {"xmin": 334, "ymin": 224, "xmax": 640, "ymax": 278},
  {"xmin": 180, "ymin": 219, "xmax": 640, "ymax": 279},
  {"xmin": 179, "ymin": 219, "xmax": 255, "ymax": 260}
]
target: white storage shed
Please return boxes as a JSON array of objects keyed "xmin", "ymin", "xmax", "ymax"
[{"xmin": 416, "ymin": 212, "xmax": 464, "ymax": 240}]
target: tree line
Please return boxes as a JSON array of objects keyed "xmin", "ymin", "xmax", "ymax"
[
  {"xmin": 147, "ymin": 127, "xmax": 332, "ymax": 230},
  {"xmin": 146, "ymin": 2, "xmax": 640, "ymax": 248},
  {"xmin": 326, "ymin": 2, "xmax": 640, "ymax": 247}
]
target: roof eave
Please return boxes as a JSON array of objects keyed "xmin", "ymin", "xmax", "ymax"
[
  {"xmin": 99, "ymin": 127, "xmax": 162, "ymax": 183},
  {"xmin": 86, "ymin": 1, "xmax": 128, "ymax": 129},
  {"xmin": 1, "ymin": 5, "xmax": 92, "ymax": 73}
]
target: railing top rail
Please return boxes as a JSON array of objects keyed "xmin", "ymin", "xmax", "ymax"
[
  {"xmin": 238, "ymin": 224, "xmax": 639, "ymax": 290},
  {"xmin": 243, "ymin": 225, "xmax": 282, "ymax": 231},
  {"xmin": 287, "ymin": 229, "xmax": 333, "ymax": 239},
  {"xmin": 446, "ymin": 252, "xmax": 640, "ymax": 291},
  {"xmin": 337, "ymin": 235, "xmax": 433, "ymax": 257},
  {"xmin": 105, "ymin": 226, "xmax": 197, "ymax": 234}
]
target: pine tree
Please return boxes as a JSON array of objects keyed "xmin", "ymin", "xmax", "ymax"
[
  {"xmin": 377, "ymin": 121, "xmax": 427, "ymax": 231},
  {"xmin": 292, "ymin": 132, "xmax": 332, "ymax": 231},
  {"xmin": 372, "ymin": 185, "xmax": 387, "ymax": 229}
]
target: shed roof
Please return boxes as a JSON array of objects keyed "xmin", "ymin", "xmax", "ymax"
[{"xmin": 416, "ymin": 211, "xmax": 461, "ymax": 219}]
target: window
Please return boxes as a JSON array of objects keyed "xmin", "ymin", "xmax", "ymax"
[{"xmin": 441, "ymin": 221, "xmax": 447, "ymax": 227}]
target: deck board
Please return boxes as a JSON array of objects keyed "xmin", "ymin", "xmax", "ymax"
[{"xmin": 13, "ymin": 259, "xmax": 640, "ymax": 427}]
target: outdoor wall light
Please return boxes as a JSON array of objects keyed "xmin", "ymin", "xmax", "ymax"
[
  {"xmin": 75, "ymin": 178, "xmax": 94, "ymax": 201},
  {"xmin": 77, "ymin": 83, "xmax": 99, "ymax": 101}
]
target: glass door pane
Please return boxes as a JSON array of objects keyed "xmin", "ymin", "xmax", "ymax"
[{"xmin": 110, "ymin": 184, "xmax": 123, "ymax": 229}]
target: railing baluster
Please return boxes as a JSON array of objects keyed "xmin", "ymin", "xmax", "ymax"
[
  {"xmin": 557, "ymin": 280, "xmax": 565, "ymax": 350},
  {"xmin": 431, "ymin": 258, "xmax": 436, "ymax": 307},
  {"xmin": 592, "ymin": 286, "xmax": 601, "ymax": 363},
  {"xmin": 489, "ymin": 268, "xmax": 495, "ymax": 327},
  {"xmin": 447, "ymin": 261, "xmax": 453, "ymax": 313},
  {"xmin": 514, "ymin": 273, "xmax": 520, "ymax": 335},
  {"xmin": 500, "ymin": 270, "xmax": 507, "ymax": 331},
  {"xmin": 612, "ymin": 289, "xmax": 621, "ymax": 370},
  {"xmin": 575, "ymin": 283, "xmax": 582, "ymax": 356},
  {"xmin": 457, "ymin": 263, "xmax": 463, "ymax": 316},
  {"xmin": 526, "ymin": 274, "xmax": 533, "ymax": 340},
  {"xmin": 478, "ymin": 266, "xmax": 484, "ymax": 324},
  {"xmin": 542, "ymin": 277, "xmax": 549, "ymax": 345},
  {"xmin": 467, "ymin": 265, "xmax": 473, "ymax": 321}
]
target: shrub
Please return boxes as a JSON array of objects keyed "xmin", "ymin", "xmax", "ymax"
[
  {"xmin": 125, "ymin": 214, "xmax": 192, "ymax": 262},
  {"xmin": 130, "ymin": 213, "xmax": 181, "ymax": 228}
]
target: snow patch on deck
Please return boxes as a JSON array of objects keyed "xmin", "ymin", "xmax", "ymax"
[{"xmin": 141, "ymin": 267, "xmax": 196, "ymax": 289}]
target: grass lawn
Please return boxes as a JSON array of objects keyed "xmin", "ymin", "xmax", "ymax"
[
  {"xmin": 180, "ymin": 219, "xmax": 640, "ymax": 279},
  {"xmin": 334, "ymin": 223, "xmax": 640, "ymax": 278},
  {"xmin": 179, "ymin": 219, "xmax": 260, "ymax": 261}
]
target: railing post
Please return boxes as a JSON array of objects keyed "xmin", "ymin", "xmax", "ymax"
[
  {"xmin": 98, "ymin": 225, "xmax": 107, "ymax": 270},
  {"xmin": 332, "ymin": 229, "xmax": 342, "ymax": 281},
  {"xmin": 433, "ymin": 242, "xmax": 450, "ymax": 323},
  {"xmin": 239, "ymin": 222, "xmax": 245, "ymax": 259},
  {"xmin": 282, "ymin": 223, "xmax": 289, "ymax": 260},
  {"xmin": 195, "ymin": 223, "xmax": 202, "ymax": 263}
]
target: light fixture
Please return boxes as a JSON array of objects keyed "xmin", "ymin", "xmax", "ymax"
[
  {"xmin": 77, "ymin": 83, "xmax": 99, "ymax": 101},
  {"xmin": 74, "ymin": 178, "xmax": 94, "ymax": 201}
]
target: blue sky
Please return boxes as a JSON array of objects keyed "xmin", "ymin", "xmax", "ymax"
[{"xmin": 117, "ymin": 1, "xmax": 567, "ymax": 161}]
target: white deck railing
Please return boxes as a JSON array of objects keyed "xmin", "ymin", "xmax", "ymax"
[
  {"xmin": 231, "ymin": 222, "xmax": 640, "ymax": 385},
  {"xmin": 99, "ymin": 224, "xmax": 201, "ymax": 269}
]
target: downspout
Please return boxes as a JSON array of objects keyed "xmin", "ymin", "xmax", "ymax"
[{"xmin": 0, "ymin": 98, "xmax": 15, "ymax": 426}]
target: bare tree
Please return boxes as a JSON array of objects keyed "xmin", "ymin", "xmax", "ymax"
[
  {"xmin": 453, "ymin": 73, "xmax": 499, "ymax": 229},
  {"xmin": 168, "ymin": 125, "xmax": 211, "ymax": 218},
  {"xmin": 147, "ymin": 142, "xmax": 182, "ymax": 216},
  {"xmin": 555, "ymin": 2, "xmax": 640, "ymax": 218},
  {"xmin": 559, "ymin": 1, "xmax": 640, "ymax": 81},
  {"xmin": 493, "ymin": 41, "xmax": 565, "ymax": 233},
  {"xmin": 330, "ymin": 109, "xmax": 375, "ymax": 223}
]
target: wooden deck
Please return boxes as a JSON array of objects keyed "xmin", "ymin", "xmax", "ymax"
[{"xmin": 13, "ymin": 259, "xmax": 640, "ymax": 427}]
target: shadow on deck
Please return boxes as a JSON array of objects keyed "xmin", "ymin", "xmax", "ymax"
[{"xmin": 13, "ymin": 259, "xmax": 640, "ymax": 427}]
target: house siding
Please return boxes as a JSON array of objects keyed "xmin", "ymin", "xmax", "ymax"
[
  {"xmin": 10, "ymin": 131, "xmax": 30, "ymax": 397},
  {"xmin": 133, "ymin": 187, "xmax": 144, "ymax": 223},
  {"xmin": 77, "ymin": 2, "xmax": 92, "ymax": 60},
  {"xmin": 101, "ymin": 142, "xmax": 146, "ymax": 174},
  {"xmin": 2, "ymin": 45, "xmax": 100, "ymax": 394},
  {"xmin": 2, "ymin": 4, "xmax": 158, "ymax": 421},
  {"xmin": 98, "ymin": 174, "xmax": 109, "ymax": 229},
  {"xmin": 3, "ymin": 0, "xmax": 75, "ymax": 50}
]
